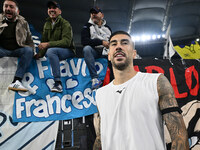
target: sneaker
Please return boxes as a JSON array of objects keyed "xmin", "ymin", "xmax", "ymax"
[
  {"xmin": 91, "ymin": 78, "xmax": 102, "ymax": 90},
  {"xmin": 51, "ymin": 83, "xmax": 63, "ymax": 93},
  {"xmin": 8, "ymin": 80, "xmax": 28, "ymax": 92}
]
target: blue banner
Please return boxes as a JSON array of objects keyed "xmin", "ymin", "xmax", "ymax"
[{"xmin": 13, "ymin": 58, "xmax": 107, "ymax": 122}]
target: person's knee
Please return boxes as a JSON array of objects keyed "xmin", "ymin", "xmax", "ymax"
[
  {"xmin": 46, "ymin": 48, "xmax": 56, "ymax": 58},
  {"xmin": 24, "ymin": 47, "xmax": 33, "ymax": 57},
  {"xmin": 83, "ymin": 45, "xmax": 93, "ymax": 55}
]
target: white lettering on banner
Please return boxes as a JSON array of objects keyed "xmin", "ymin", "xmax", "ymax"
[
  {"xmin": 25, "ymin": 99, "xmax": 36, "ymax": 117},
  {"xmin": 70, "ymin": 58, "xmax": 83, "ymax": 75},
  {"xmin": 33, "ymin": 100, "xmax": 49, "ymax": 118},
  {"xmin": 32, "ymin": 35, "xmax": 41, "ymax": 47},
  {"xmin": 16, "ymin": 98, "xmax": 26, "ymax": 118},
  {"xmin": 16, "ymin": 88, "xmax": 96, "ymax": 119},
  {"xmin": 46, "ymin": 95, "xmax": 61, "ymax": 114},
  {"xmin": 96, "ymin": 62, "xmax": 103, "ymax": 75},
  {"xmin": 19, "ymin": 72, "xmax": 39, "ymax": 97},
  {"xmin": 61, "ymin": 95, "xmax": 72, "ymax": 113},
  {"xmin": 72, "ymin": 91, "xmax": 84, "ymax": 109},
  {"xmin": 36, "ymin": 58, "xmax": 103, "ymax": 79},
  {"xmin": 60, "ymin": 60, "xmax": 72, "ymax": 77},
  {"xmin": 82, "ymin": 61, "xmax": 87, "ymax": 76},
  {"xmin": 83, "ymin": 88, "xmax": 96, "ymax": 108}
]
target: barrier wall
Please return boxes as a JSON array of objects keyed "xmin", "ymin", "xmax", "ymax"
[{"xmin": 0, "ymin": 57, "xmax": 59, "ymax": 150}]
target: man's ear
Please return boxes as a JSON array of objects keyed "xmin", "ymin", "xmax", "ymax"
[
  {"xmin": 101, "ymin": 13, "xmax": 104, "ymax": 19},
  {"xmin": 133, "ymin": 50, "xmax": 137, "ymax": 59},
  {"xmin": 59, "ymin": 9, "xmax": 62, "ymax": 15},
  {"xmin": 108, "ymin": 51, "xmax": 111, "ymax": 61},
  {"xmin": 16, "ymin": 8, "xmax": 19, "ymax": 15}
]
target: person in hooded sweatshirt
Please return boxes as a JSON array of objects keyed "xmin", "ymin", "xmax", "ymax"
[{"xmin": 81, "ymin": 6, "xmax": 112, "ymax": 90}]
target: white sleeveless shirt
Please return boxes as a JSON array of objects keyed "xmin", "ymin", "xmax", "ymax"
[{"xmin": 96, "ymin": 72, "xmax": 166, "ymax": 150}]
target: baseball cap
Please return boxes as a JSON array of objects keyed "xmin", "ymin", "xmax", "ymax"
[
  {"xmin": 90, "ymin": 6, "xmax": 102, "ymax": 13},
  {"xmin": 47, "ymin": 1, "xmax": 61, "ymax": 9}
]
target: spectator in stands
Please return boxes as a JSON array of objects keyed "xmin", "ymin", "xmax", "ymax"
[
  {"xmin": 81, "ymin": 6, "xmax": 112, "ymax": 90},
  {"xmin": 93, "ymin": 31, "xmax": 189, "ymax": 150},
  {"xmin": 34, "ymin": 1, "xmax": 76, "ymax": 93},
  {"xmin": 0, "ymin": 0, "xmax": 34, "ymax": 92}
]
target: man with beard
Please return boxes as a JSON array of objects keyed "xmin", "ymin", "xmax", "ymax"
[
  {"xmin": 93, "ymin": 31, "xmax": 189, "ymax": 150},
  {"xmin": 0, "ymin": 0, "xmax": 34, "ymax": 92},
  {"xmin": 81, "ymin": 6, "xmax": 112, "ymax": 90},
  {"xmin": 35, "ymin": 1, "xmax": 75, "ymax": 93}
]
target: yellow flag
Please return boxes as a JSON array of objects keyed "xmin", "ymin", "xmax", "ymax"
[{"xmin": 174, "ymin": 41, "xmax": 200, "ymax": 59}]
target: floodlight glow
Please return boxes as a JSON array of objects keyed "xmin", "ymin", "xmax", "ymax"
[
  {"xmin": 146, "ymin": 35, "xmax": 151, "ymax": 40},
  {"xmin": 131, "ymin": 36, "xmax": 140, "ymax": 42},
  {"xmin": 135, "ymin": 36, "xmax": 140, "ymax": 42},
  {"xmin": 131, "ymin": 36, "xmax": 135, "ymax": 41},
  {"xmin": 157, "ymin": 35, "xmax": 161, "ymax": 39},
  {"xmin": 141, "ymin": 35, "xmax": 146, "ymax": 41},
  {"xmin": 141, "ymin": 35, "xmax": 151, "ymax": 41},
  {"xmin": 131, "ymin": 33, "xmax": 165, "ymax": 42},
  {"xmin": 162, "ymin": 34, "xmax": 165, "ymax": 38},
  {"xmin": 152, "ymin": 35, "xmax": 156, "ymax": 40},
  {"xmin": 196, "ymin": 38, "xmax": 200, "ymax": 42}
]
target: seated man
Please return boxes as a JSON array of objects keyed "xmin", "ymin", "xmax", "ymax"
[
  {"xmin": 35, "ymin": 1, "xmax": 76, "ymax": 93},
  {"xmin": 81, "ymin": 6, "xmax": 111, "ymax": 90},
  {"xmin": 0, "ymin": 0, "xmax": 34, "ymax": 92}
]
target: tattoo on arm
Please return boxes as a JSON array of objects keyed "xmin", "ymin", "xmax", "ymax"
[
  {"xmin": 93, "ymin": 113, "xmax": 102, "ymax": 150},
  {"xmin": 157, "ymin": 74, "xmax": 189, "ymax": 150}
]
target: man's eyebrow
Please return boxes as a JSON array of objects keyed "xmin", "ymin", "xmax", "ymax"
[
  {"xmin": 110, "ymin": 39, "xmax": 130, "ymax": 44},
  {"xmin": 121, "ymin": 39, "xmax": 129, "ymax": 42},
  {"xmin": 110, "ymin": 40, "xmax": 117, "ymax": 44}
]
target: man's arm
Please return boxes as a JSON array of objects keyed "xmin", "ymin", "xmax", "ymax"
[
  {"xmin": 157, "ymin": 74, "xmax": 189, "ymax": 150},
  {"xmin": 81, "ymin": 23, "xmax": 102, "ymax": 47},
  {"xmin": 93, "ymin": 113, "xmax": 102, "ymax": 150},
  {"xmin": 24, "ymin": 21, "xmax": 35, "ymax": 53}
]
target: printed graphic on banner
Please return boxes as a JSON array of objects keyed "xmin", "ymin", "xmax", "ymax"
[
  {"xmin": 13, "ymin": 58, "xmax": 107, "ymax": 122},
  {"xmin": 174, "ymin": 41, "xmax": 200, "ymax": 59},
  {"xmin": 0, "ymin": 120, "xmax": 59, "ymax": 150}
]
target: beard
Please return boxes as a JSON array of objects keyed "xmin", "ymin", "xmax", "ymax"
[
  {"xmin": 111, "ymin": 57, "xmax": 131, "ymax": 71},
  {"xmin": 4, "ymin": 10, "xmax": 17, "ymax": 21},
  {"xmin": 92, "ymin": 16, "xmax": 101, "ymax": 24}
]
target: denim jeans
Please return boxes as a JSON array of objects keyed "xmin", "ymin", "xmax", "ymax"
[
  {"xmin": 83, "ymin": 45, "xmax": 102, "ymax": 79},
  {"xmin": 0, "ymin": 46, "xmax": 33, "ymax": 79},
  {"xmin": 46, "ymin": 47, "xmax": 75, "ymax": 82}
]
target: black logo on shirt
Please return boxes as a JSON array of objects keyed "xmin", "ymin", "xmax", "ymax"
[{"xmin": 116, "ymin": 87, "xmax": 125, "ymax": 94}]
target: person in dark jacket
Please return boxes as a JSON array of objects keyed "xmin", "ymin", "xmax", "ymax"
[
  {"xmin": 0, "ymin": 0, "xmax": 34, "ymax": 92},
  {"xmin": 81, "ymin": 6, "xmax": 111, "ymax": 90},
  {"xmin": 35, "ymin": 1, "xmax": 75, "ymax": 93}
]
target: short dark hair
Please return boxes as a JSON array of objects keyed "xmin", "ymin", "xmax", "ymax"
[
  {"xmin": 90, "ymin": 6, "xmax": 102, "ymax": 14},
  {"xmin": 47, "ymin": 1, "xmax": 61, "ymax": 9},
  {"xmin": 109, "ymin": 31, "xmax": 135, "ymax": 48},
  {"xmin": 3, "ymin": 0, "xmax": 19, "ymax": 8},
  {"xmin": 109, "ymin": 31, "xmax": 131, "ymax": 41}
]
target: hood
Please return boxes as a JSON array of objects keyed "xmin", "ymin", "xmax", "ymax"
[{"xmin": 88, "ymin": 18, "xmax": 106, "ymax": 26}]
